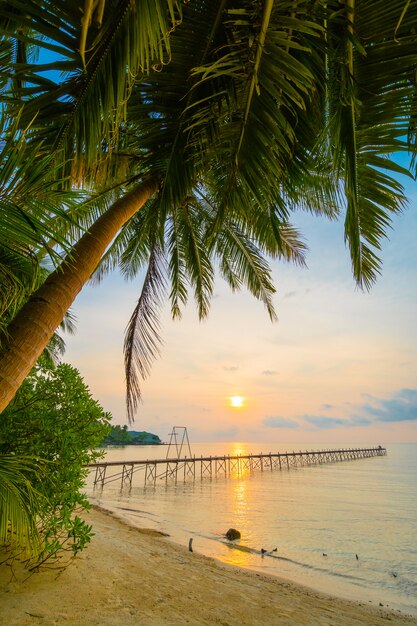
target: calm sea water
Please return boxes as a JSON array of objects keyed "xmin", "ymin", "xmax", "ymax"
[{"xmin": 86, "ymin": 442, "xmax": 417, "ymax": 617}]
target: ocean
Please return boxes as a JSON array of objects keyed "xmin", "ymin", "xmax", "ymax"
[{"xmin": 85, "ymin": 442, "xmax": 417, "ymax": 617}]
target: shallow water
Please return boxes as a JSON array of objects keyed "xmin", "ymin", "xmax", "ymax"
[{"xmin": 86, "ymin": 442, "xmax": 417, "ymax": 616}]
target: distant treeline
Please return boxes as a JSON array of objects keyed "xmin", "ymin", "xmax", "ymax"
[{"xmin": 101, "ymin": 425, "xmax": 162, "ymax": 446}]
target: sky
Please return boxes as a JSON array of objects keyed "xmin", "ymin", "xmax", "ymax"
[{"xmin": 64, "ymin": 177, "xmax": 417, "ymax": 445}]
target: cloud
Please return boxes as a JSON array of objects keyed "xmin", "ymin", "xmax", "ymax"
[
  {"xmin": 223, "ymin": 366, "xmax": 239, "ymax": 372},
  {"xmin": 348, "ymin": 415, "xmax": 372, "ymax": 426},
  {"xmin": 361, "ymin": 388, "xmax": 417, "ymax": 423},
  {"xmin": 263, "ymin": 416, "xmax": 299, "ymax": 429},
  {"xmin": 303, "ymin": 415, "xmax": 346, "ymax": 429},
  {"xmin": 262, "ymin": 370, "xmax": 277, "ymax": 376},
  {"xmin": 273, "ymin": 388, "xmax": 417, "ymax": 433},
  {"xmin": 302, "ymin": 413, "xmax": 372, "ymax": 429},
  {"xmin": 283, "ymin": 288, "xmax": 310, "ymax": 298}
]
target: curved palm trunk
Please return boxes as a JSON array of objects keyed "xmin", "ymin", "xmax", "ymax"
[{"xmin": 0, "ymin": 178, "xmax": 158, "ymax": 413}]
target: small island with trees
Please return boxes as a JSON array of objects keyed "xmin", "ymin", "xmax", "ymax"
[{"xmin": 101, "ymin": 425, "xmax": 162, "ymax": 446}]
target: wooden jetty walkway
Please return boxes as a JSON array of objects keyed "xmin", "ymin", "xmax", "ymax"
[{"xmin": 88, "ymin": 446, "xmax": 386, "ymax": 489}]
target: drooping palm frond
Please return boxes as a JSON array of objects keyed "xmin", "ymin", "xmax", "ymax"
[
  {"xmin": 123, "ymin": 243, "xmax": 166, "ymax": 421},
  {"xmin": 0, "ymin": 114, "xmax": 85, "ymax": 327},
  {"xmin": 325, "ymin": 0, "xmax": 417, "ymax": 288},
  {"xmin": 215, "ymin": 222, "xmax": 278, "ymax": 322},
  {"xmin": 40, "ymin": 308, "xmax": 78, "ymax": 367},
  {"xmin": 0, "ymin": 454, "xmax": 45, "ymax": 557},
  {"xmin": 0, "ymin": 116, "xmax": 79, "ymax": 255},
  {"xmin": 167, "ymin": 198, "xmax": 215, "ymax": 321},
  {"xmin": 186, "ymin": 1, "xmax": 325, "ymax": 230},
  {"xmin": 194, "ymin": 189, "xmax": 306, "ymax": 323},
  {"xmin": 116, "ymin": 188, "xmax": 216, "ymax": 421},
  {"xmin": 0, "ymin": 247, "xmax": 40, "ymax": 334}
]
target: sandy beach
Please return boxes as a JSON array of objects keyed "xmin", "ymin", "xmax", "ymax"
[{"xmin": 1, "ymin": 505, "xmax": 416, "ymax": 626}]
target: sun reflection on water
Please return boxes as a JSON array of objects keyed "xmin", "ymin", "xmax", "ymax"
[
  {"xmin": 217, "ymin": 470, "xmax": 250, "ymax": 569},
  {"xmin": 229, "ymin": 442, "xmax": 249, "ymax": 457},
  {"xmin": 227, "ymin": 443, "xmax": 252, "ymax": 479},
  {"xmin": 221, "ymin": 541, "xmax": 254, "ymax": 568}
]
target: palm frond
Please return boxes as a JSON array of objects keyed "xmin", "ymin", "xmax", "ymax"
[
  {"xmin": 188, "ymin": 1, "xmax": 323, "ymax": 216},
  {"xmin": 325, "ymin": 0, "xmax": 417, "ymax": 287},
  {"xmin": 169, "ymin": 199, "xmax": 214, "ymax": 320},
  {"xmin": 193, "ymin": 190, "xmax": 279, "ymax": 321},
  {"xmin": 0, "ymin": 0, "xmax": 184, "ymax": 180},
  {"xmin": 216, "ymin": 221, "xmax": 278, "ymax": 322},
  {"xmin": 0, "ymin": 454, "xmax": 45, "ymax": 556},
  {"xmin": 123, "ymin": 244, "xmax": 166, "ymax": 422},
  {"xmin": 166, "ymin": 210, "xmax": 189, "ymax": 320}
]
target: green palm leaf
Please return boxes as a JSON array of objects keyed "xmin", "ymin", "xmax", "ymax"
[
  {"xmin": 0, "ymin": 454, "xmax": 45, "ymax": 556},
  {"xmin": 124, "ymin": 243, "xmax": 166, "ymax": 420},
  {"xmin": 0, "ymin": 0, "xmax": 184, "ymax": 179},
  {"xmin": 325, "ymin": 0, "xmax": 417, "ymax": 287}
]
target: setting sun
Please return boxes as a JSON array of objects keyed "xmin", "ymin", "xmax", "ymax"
[{"xmin": 229, "ymin": 395, "xmax": 244, "ymax": 408}]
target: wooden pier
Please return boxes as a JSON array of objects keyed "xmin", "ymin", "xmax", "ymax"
[{"xmin": 88, "ymin": 446, "xmax": 386, "ymax": 489}]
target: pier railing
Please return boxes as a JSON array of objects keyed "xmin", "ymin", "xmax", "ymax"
[{"xmin": 87, "ymin": 446, "xmax": 386, "ymax": 489}]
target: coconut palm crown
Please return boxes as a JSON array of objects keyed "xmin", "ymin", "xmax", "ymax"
[{"xmin": 0, "ymin": 0, "xmax": 417, "ymax": 417}]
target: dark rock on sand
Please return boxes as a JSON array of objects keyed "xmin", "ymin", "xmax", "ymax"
[{"xmin": 225, "ymin": 528, "xmax": 241, "ymax": 540}]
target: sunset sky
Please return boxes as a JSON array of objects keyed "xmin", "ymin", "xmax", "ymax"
[{"xmin": 65, "ymin": 174, "xmax": 417, "ymax": 445}]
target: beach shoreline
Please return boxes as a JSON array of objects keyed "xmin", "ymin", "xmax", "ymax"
[{"xmin": 1, "ymin": 505, "xmax": 417, "ymax": 626}]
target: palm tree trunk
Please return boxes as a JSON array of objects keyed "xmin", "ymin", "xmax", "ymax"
[{"xmin": 0, "ymin": 178, "xmax": 158, "ymax": 413}]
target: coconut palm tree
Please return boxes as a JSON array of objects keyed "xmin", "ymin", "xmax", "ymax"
[{"xmin": 0, "ymin": 0, "xmax": 416, "ymax": 415}]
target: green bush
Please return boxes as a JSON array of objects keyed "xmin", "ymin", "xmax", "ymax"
[{"xmin": 0, "ymin": 359, "xmax": 111, "ymax": 567}]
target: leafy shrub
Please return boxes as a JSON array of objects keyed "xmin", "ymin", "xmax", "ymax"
[{"xmin": 0, "ymin": 359, "xmax": 111, "ymax": 567}]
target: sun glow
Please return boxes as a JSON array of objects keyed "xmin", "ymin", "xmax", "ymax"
[{"xmin": 230, "ymin": 395, "xmax": 244, "ymax": 408}]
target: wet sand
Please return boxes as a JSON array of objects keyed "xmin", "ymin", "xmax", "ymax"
[{"xmin": 1, "ymin": 505, "xmax": 416, "ymax": 626}]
